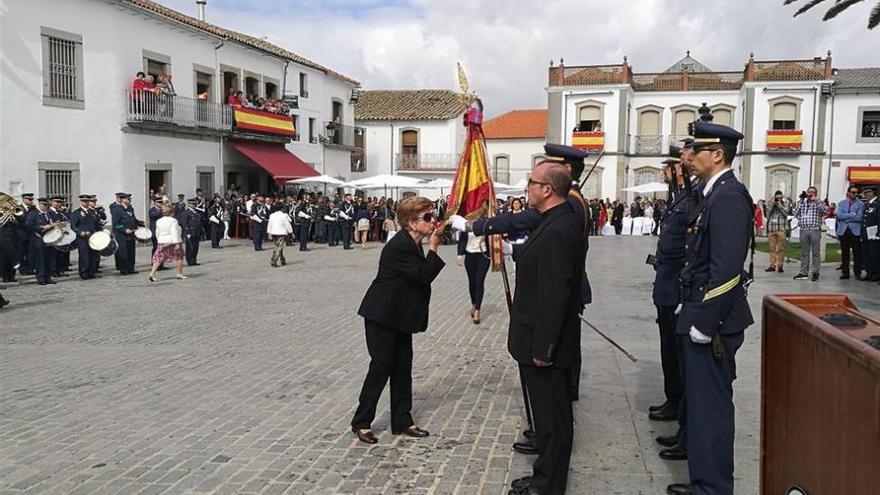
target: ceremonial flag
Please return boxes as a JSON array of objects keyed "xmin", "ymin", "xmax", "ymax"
[
  {"xmin": 766, "ymin": 129, "xmax": 803, "ymax": 151},
  {"xmin": 233, "ymin": 107, "xmax": 295, "ymax": 136}
]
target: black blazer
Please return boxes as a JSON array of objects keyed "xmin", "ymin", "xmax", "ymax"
[
  {"xmin": 357, "ymin": 230, "xmax": 446, "ymax": 333},
  {"xmin": 508, "ymin": 202, "xmax": 584, "ymax": 368}
]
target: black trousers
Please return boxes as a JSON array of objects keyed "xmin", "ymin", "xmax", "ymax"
[
  {"xmin": 839, "ymin": 228, "xmax": 861, "ymax": 276},
  {"xmin": 684, "ymin": 332, "xmax": 744, "ymax": 495},
  {"xmin": 656, "ymin": 305, "xmax": 683, "ymax": 407},
  {"xmin": 341, "ymin": 222, "xmax": 353, "ymax": 248},
  {"xmin": 76, "ymin": 239, "xmax": 97, "ymax": 279},
  {"xmin": 614, "ymin": 222, "xmax": 622, "ymax": 235},
  {"xmin": 17, "ymin": 236, "xmax": 32, "ymax": 274},
  {"xmin": 31, "ymin": 244, "xmax": 55, "ymax": 283},
  {"xmin": 210, "ymin": 223, "xmax": 222, "ymax": 248},
  {"xmin": 464, "ymin": 252, "xmax": 490, "ymax": 309},
  {"xmin": 117, "ymin": 239, "xmax": 136, "ymax": 273},
  {"xmin": 252, "ymin": 222, "xmax": 265, "ymax": 250},
  {"xmin": 185, "ymin": 236, "xmax": 199, "ymax": 265},
  {"xmin": 862, "ymin": 238, "xmax": 880, "ymax": 279},
  {"xmin": 299, "ymin": 222, "xmax": 310, "ymax": 250},
  {"xmin": 351, "ymin": 320, "xmax": 414, "ymax": 432},
  {"xmin": 675, "ymin": 334, "xmax": 688, "ymax": 447},
  {"xmin": 523, "ymin": 366, "xmax": 573, "ymax": 495},
  {"xmin": 0, "ymin": 234, "xmax": 17, "ymax": 281},
  {"xmin": 328, "ymin": 223, "xmax": 339, "ymax": 246}
]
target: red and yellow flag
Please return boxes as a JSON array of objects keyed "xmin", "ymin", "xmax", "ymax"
[
  {"xmin": 447, "ymin": 108, "xmax": 496, "ymax": 220},
  {"xmin": 233, "ymin": 107, "xmax": 295, "ymax": 136},
  {"xmin": 766, "ymin": 129, "xmax": 803, "ymax": 151}
]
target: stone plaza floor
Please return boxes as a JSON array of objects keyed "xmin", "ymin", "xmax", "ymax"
[{"xmin": 1, "ymin": 235, "xmax": 877, "ymax": 495}]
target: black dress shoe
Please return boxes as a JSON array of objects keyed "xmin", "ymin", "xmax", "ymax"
[
  {"xmin": 764, "ymin": 266, "xmax": 776, "ymax": 272},
  {"xmin": 393, "ymin": 426, "xmax": 429, "ymax": 438},
  {"xmin": 648, "ymin": 402, "xmax": 667, "ymax": 413},
  {"xmin": 811, "ymin": 273, "xmax": 819, "ymax": 282},
  {"xmin": 511, "ymin": 475, "xmax": 532, "ymax": 491},
  {"xmin": 649, "ymin": 404, "xmax": 679, "ymax": 421},
  {"xmin": 512, "ymin": 440, "xmax": 539, "ymax": 455},
  {"xmin": 655, "ymin": 434, "xmax": 679, "ymax": 447},
  {"xmin": 659, "ymin": 446, "xmax": 688, "ymax": 460},
  {"xmin": 666, "ymin": 482, "xmax": 691, "ymax": 494},
  {"xmin": 522, "ymin": 429, "xmax": 536, "ymax": 440},
  {"xmin": 352, "ymin": 428, "xmax": 378, "ymax": 444}
]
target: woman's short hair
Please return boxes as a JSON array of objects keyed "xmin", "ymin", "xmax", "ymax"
[
  {"xmin": 162, "ymin": 204, "xmax": 173, "ymax": 216},
  {"xmin": 396, "ymin": 197, "xmax": 434, "ymax": 229}
]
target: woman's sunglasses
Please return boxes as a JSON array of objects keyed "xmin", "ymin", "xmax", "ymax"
[{"xmin": 420, "ymin": 212, "xmax": 436, "ymax": 222}]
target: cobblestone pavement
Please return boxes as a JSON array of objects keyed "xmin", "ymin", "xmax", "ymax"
[{"xmin": 1, "ymin": 235, "xmax": 877, "ymax": 495}]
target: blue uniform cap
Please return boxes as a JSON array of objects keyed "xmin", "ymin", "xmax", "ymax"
[
  {"xmin": 689, "ymin": 121, "xmax": 744, "ymax": 148},
  {"xmin": 78, "ymin": 194, "xmax": 91, "ymax": 200},
  {"xmin": 544, "ymin": 143, "xmax": 589, "ymax": 165},
  {"xmin": 22, "ymin": 193, "xmax": 35, "ymax": 199},
  {"xmin": 661, "ymin": 145, "xmax": 682, "ymax": 165},
  {"xmin": 37, "ymin": 197, "xmax": 50, "ymax": 204},
  {"xmin": 120, "ymin": 193, "xmax": 132, "ymax": 199}
]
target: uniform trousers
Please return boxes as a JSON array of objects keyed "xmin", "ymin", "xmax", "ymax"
[
  {"xmin": 684, "ymin": 331, "xmax": 744, "ymax": 495},
  {"xmin": 252, "ymin": 222, "xmax": 265, "ymax": 250},
  {"xmin": 862, "ymin": 238, "xmax": 880, "ymax": 280},
  {"xmin": 656, "ymin": 305, "xmax": 683, "ymax": 408},
  {"xmin": 675, "ymin": 334, "xmax": 688, "ymax": 447},
  {"xmin": 328, "ymin": 223, "xmax": 339, "ymax": 246},
  {"xmin": 522, "ymin": 365, "xmax": 573, "ymax": 495},
  {"xmin": 30, "ymin": 244, "xmax": 55, "ymax": 283},
  {"xmin": 341, "ymin": 222, "xmax": 353, "ymax": 248},
  {"xmin": 117, "ymin": 239, "xmax": 136, "ymax": 273},
  {"xmin": 210, "ymin": 222, "xmax": 222, "ymax": 248},
  {"xmin": 17, "ymin": 236, "xmax": 33, "ymax": 274},
  {"xmin": 76, "ymin": 239, "xmax": 97, "ymax": 278},
  {"xmin": 0, "ymin": 234, "xmax": 17, "ymax": 281},
  {"xmin": 767, "ymin": 230, "xmax": 786, "ymax": 268},
  {"xmin": 464, "ymin": 252, "xmax": 490, "ymax": 310},
  {"xmin": 185, "ymin": 236, "xmax": 199, "ymax": 265},
  {"xmin": 351, "ymin": 320, "xmax": 414, "ymax": 433},
  {"xmin": 299, "ymin": 222, "xmax": 310, "ymax": 251}
]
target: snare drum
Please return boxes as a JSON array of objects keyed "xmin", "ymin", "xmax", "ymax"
[
  {"xmin": 54, "ymin": 228, "xmax": 78, "ymax": 252},
  {"xmin": 43, "ymin": 226, "xmax": 64, "ymax": 245},
  {"xmin": 134, "ymin": 226, "xmax": 153, "ymax": 243},
  {"xmin": 88, "ymin": 230, "xmax": 118, "ymax": 256}
]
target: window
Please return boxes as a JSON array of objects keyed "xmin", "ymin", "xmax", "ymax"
[
  {"xmin": 222, "ymin": 68, "xmax": 240, "ymax": 101},
  {"xmin": 299, "ymin": 72, "xmax": 309, "ymax": 98},
  {"xmin": 308, "ymin": 118, "xmax": 316, "ymax": 143},
  {"xmin": 765, "ymin": 164, "xmax": 798, "ymax": 200},
  {"xmin": 332, "ymin": 100, "xmax": 343, "ymax": 124},
  {"xmin": 858, "ymin": 108, "xmax": 880, "ymax": 141},
  {"xmin": 38, "ymin": 162, "xmax": 79, "ymax": 206},
  {"xmin": 636, "ymin": 107, "xmax": 662, "ymax": 154},
  {"xmin": 577, "ymin": 106, "xmax": 602, "ymax": 132},
  {"xmin": 672, "ymin": 109, "xmax": 696, "ymax": 137},
  {"xmin": 638, "ymin": 109, "xmax": 661, "ymax": 135},
  {"xmin": 771, "ymin": 102, "xmax": 797, "ymax": 130},
  {"xmin": 532, "ymin": 155, "xmax": 546, "ymax": 168},
  {"xmin": 41, "ymin": 27, "xmax": 84, "ymax": 108},
  {"xmin": 245, "ymin": 76, "xmax": 260, "ymax": 98},
  {"xmin": 198, "ymin": 170, "xmax": 214, "ymax": 194},
  {"xmin": 265, "ymin": 81, "xmax": 277, "ymax": 99},
  {"xmin": 493, "ymin": 155, "xmax": 510, "ymax": 184},
  {"xmin": 292, "ymin": 115, "xmax": 300, "ymax": 141},
  {"xmin": 195, "ymin": 70, "xmax": 212, "ymax": 100},
  {"xmin": 401, "ymin": 130, "xmax": 418, "ymax": 155}
]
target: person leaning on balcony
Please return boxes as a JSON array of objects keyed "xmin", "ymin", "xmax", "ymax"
[
  {"xmin": 792, "ymin": 186, "xmax": 829, "ymax": 282},
  {"xmin": 765, "ymin": 190, "xmax": 790, "ymax": 273}
]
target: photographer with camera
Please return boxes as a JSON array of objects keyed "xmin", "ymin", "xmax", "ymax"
[
  {"xmin": 792, "ymin": 186, "xmax": 828, "ymax": 281},
  {"xmin": 765, "ymin": 190, "xmax": 791, "ymax": 273}
]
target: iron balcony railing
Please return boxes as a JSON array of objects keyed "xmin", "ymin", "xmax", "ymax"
[
  {"xmin": 125, "ymin": 89, "xmax": 233, "ymax": 130},
  {"xmin": 395, "ymin": 153, "xmax": 460, "ymax": 171},
  {"xmin": 325, "ymin": 122, "xmax": 365, "ymax": 148},
  {"xmin": 634, "ymin": 135, "xmax": 663, "ymax": 154}
]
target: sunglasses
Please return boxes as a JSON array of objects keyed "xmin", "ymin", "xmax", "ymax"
[{"xmin": 420, "ymin": 212, "xmax": 436, "ymax": 222}]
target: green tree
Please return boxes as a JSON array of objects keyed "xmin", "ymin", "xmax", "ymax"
[{"xmin": 785, "ymin": 0, "xmax": 880, "ymax": 29}]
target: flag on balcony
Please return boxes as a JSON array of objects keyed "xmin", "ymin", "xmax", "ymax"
[
  {"xmin": 233, "ymin": 107, "xmax": 295, "ymax": 136},
  {"xmin": 766, "ymin": 129, "xmax": 802, "ymax": 151},
  {"xmin": 572, "ymin": 131, "xmax": 604, "ymax": 151}
]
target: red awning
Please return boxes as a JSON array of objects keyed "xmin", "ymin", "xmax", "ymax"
[{"xmin": 230, "ymin": 141, "xmax": 319, "ymax": 180}]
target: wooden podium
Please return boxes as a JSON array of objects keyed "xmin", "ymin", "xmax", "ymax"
[{"xmin": 762, "ymin": 295, "xmax": 880, "ymax": 495}]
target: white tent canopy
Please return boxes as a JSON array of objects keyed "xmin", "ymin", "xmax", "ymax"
[
  {"xmin": 286, "ymin": 175, "xmax": 345, "ymax": 186},
  {"xmin": 622, "ymin": 182, "xmax": 669, "ymax": 193},
  {"xmin": 343, "ymin": 174, "xmax": 425, "ymax": 189}
]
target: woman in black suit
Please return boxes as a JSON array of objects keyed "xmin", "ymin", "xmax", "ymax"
[{"xmin": 352, "ymin": 197, "xmax": 446, "ymax": 444}]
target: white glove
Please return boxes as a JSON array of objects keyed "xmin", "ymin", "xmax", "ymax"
[
  {"xmin": 449, "ymin": 215, "xmax": 468, "ymax": 232},
  {"xmin": 324, "ymin": 215, "xmax": 336, "ymax": 222},
  {"xmin": 297, "ymin": 212, "xmax": 311, "ymax": 220},
  {"xmin": 689, "ymin": 326, "xmax": 712, "ymax": 344},
  {"xmin": 339, "ymin": 212, "xmax": 351, "ymax": 220},
  {"xmin": 502, "ymin": 241, "xmax": 513, "ymax": 256}
]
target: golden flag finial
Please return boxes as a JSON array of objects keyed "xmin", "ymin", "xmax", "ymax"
[{"xmin": 457, "ymin": 62, "xmax": 469, "ymax": 95}]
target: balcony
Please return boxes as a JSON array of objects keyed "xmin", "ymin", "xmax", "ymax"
[
  {"xmin": 571, "ymin": 131, "xmax": 605, "ymax": 152},
  {"xmin": 351, "ymin": 149, "xmax": 366, "ymax": 172},
  {"xmin": 766, "ymin": 129, "xmax": 803, "ymax": 152},
  {"xmin": 324, "ymin": 122, "xmax": 365, "ymax": 150},
  {"xmin": 633, "ymin": 135, "xmax": 663, "ymax": 154},
  {"xmin": 395, "ymin": 153, "xmax": 460, "ymax": 172},
  {"xmin": 125, "ymin": 89, "xmax": 233, "ymax": 132}
]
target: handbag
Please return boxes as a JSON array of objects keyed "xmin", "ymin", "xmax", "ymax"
[{"xmin": 357, "ymin": 218, "xmax": 370, "ymax": 230}]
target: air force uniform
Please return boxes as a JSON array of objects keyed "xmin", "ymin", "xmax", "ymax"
[{"xmin": 69, "ymin": 195, "xmax": 100, "ymax": 279}]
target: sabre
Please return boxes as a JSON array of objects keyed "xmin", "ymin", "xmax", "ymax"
[
  {"xmin": 579, "ymin": 315, "xmax": 638, "ymax": 363},
  {"xmin": 578, "ymin": 150, "xmax": 605, "ymax": 191}
]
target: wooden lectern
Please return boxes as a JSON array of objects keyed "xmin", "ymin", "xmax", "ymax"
[{"xmin": 762, "ymin": 295, "xmax": 880, "ymax": 495}]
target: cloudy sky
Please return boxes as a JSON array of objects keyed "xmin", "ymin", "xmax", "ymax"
[{"xmin": 161, "ymin": 0, "xmax": 877, "ymax": 117}]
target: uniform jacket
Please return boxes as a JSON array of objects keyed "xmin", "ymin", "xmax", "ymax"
[
  {"xmin": 69, "ymin": 207, "xmax": 100, "ymax": 239},
  {"xmin": 357, "ymin": 230, "xmax": 445, "ymax": 333},
  {"xmin": 25, "ymin": 209, "xmax": 52, "ymax": 248},
  {"xmin": 508, "ymin": 202, "xmax": 584, "ymax": 368},
  {"xmin": 652, "ymin": 187, "xmax": 689, "ymax": 306},
  {"xmin": 179, "ymin": 207, "xmax": 204, "ymax": 238},
  {"xmin": 148, "ymin": 206, "xmax": 162, "ymax": 233},
  {"xmin": 677, "ymin": 169, "xmax": 754, "ymax": 337},
  {"xmin": 863, "ymin": 197, "xmax": 879, "ymax": 239},
  {"xmin": 112, "ymin": 206, "xmax": 139, "ymax": 240},
  {"xmin": 250, "ymin": 202, "xmax": 269, "ymax": 223}
]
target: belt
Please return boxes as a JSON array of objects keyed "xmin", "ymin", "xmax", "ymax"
[{"xmin": 702, "ymin": 275, "xmax": 741, "ymax": 302}]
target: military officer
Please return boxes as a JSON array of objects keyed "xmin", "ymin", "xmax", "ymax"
[
  {"xmin": 327, "ymin": 201, "xmax": 341, "ymax": 246},
  {"xmin": 180, "ymin": 198, "xmax": 204, "ymax": 266},
  {"xmin": 295, "ymin": 194, "xmax": 314, "ymax": 252},
  {"xmin": 112, "ymin": 193, "xmax": 143, "ymax": 275},
  {"xmin": 15, "ymin": 193, "xmax": 37, "ymax": 276},
  {"xmin": 0, "ymin": 210, "xmax": 17, "ymax": 283},
  {"xmin": 90, "ymin": 195, "xmax": 107, "ymax": 273},
  {"xmin": 69, "ymin": 194, "xmax": 100, "ymax": 279},
  {"xmin": 314, "ymin": 196, "xmax": 329, "ymax": 244},
  {"xmin": 109, "ymin": 192, "xmax": 126, "ymax": 270},
  {"xmin": 208, "ymin": 197, "xmax": 224, "ymax": 249},
  {"xmin": 49, "ymin": 196, "xmax": 71, "ymax": 277},
  {"xmin": 250, "ymin": 193, "xmax": 268, "ymax": 251},
  {"xmin": 148, "ymin": 197, "xmax": 164, "ymax": 261},
  {"xmin": 860, "ymin": 185, "xmax": 880, "ymax": 282},
  {"xmin": 26, "ymin": 197, "xmax": 59, "ymax": 285},
  {"xmin": 339, "ymin": 194, "xmax": 355, "ymax": 250},
  {"xmin": 666, "ymin": 121, "xmax": 754, "ymax": 495}
]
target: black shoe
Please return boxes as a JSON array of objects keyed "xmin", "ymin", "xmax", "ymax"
[
  {"xmin": 393, "ymin": 426, "xmax": 429, "ymax": 438},
  {"xmin": 648, "ymin": 402, "xmax": 667, "ymax": 413},
  {"xmin": 764, "ymin": 266, "xmax": 776, "ymax": 272},
  {"xmin": 778, "ymin": 267, "xmax": 784, "ymax": 273},
  {"xmin": 0, "ymin": 297, "xmax": 9, "ymax": 308},
  {"xmin": 655, "ymin": 434, "xmax": 679, "ymax": 448},
  {"xmin": 666, "ymin": 483, "xmax": 692, "ymax": 494},
  {"xmin": 300, "ymin": 248, "xmax": 311, "ymax": 252},
  {"xmin": 130, "ymin": 271, "xmax": 140, "ymax": 275},
  {"xmin": 659, "ymin": 446, "xmax": 688, "ymax": 460},
  {"xmin": 649, "ymin": 404, "xmax": 679, "ymax": 421},
  {"xmin": 512, "ymin": 440, "xmax": 539, "ymax": 455},
  {"xmin": 522, "ymin": 429, "xmax": 536, "ymax": 440},
  {"xmin": 811, "ymin": 273, "xmax": 819, "ymax": 282},
  {"xmin": 511, "ymin": 476, "xmax": 532, "ymax": 491},
  {"xmin": 46, "ymin": 280, "xmax": 57, "ymax": 284},
  {"xmin": 793, "ymin": 273, "xmax": 809, "ymax": 280},
  {"xmin": 840, "ymin": 273, "xmax": 850, "ymax": 280}
]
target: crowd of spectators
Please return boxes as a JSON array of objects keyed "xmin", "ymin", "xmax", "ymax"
[{"xmin": 225, "ymin": 89, "xmax": 290, "ymax": 115}]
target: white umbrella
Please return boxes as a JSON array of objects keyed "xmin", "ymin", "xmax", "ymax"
[
  {"xmin": 493, "ymin": 181, "xmax": 513, "ymax": 190},
  {"xmin": 425, "ymin": 178, "xmax": 454, "ymax": 188},
  {"xmin": 346, "ymin": 174, "xmax": 425, "ymax": 188},
  {"xmin": 622, "ymin": 182, "xmax": 669, "ymax": 193},
  {"xmin": 286, "ymin": 175, "xmax": 344, "ymax": 186},
  {"xmin": 511, "ymin": 178, "xmax": 528, "ymax": 190}
]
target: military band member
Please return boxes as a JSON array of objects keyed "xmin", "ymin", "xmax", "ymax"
[
  {"xmin": 667, "ymin": 121, "xmax": 754, "ymax": 495},
  {"xmin": 112, "ymin": 193, "xmax": 144, "ymax": 275},
  {"xmin": 49, "ymin": 196, "xmax": 71, "ymax": 277},
  {"xmin": 148, "ymin": 197, "xmax": 163, "ymax": 260},
  {"xmin": 314, "ymin": 196, "xmax": 329, "ymax": 244},
  {"xmin": 295, "ymin": 194, "xmax": 314, "ymax": 252},
  {"xmin": 16, "ymin": 193, "xmax": 37, "ymax": 275},
  {"xmin": 327, "ymin": 201, "xmax": 341, "ymax": 246},
  {"xmin": 180, "ymin": 198, "xmax": 204, "ymax": 266},
  {"xmin": 208, "ymin": 198, "xmax": 224, "ymax": 249},
  {"xmin": 110, "ymin": 192, "xmax": 126, "ymax": 270},
  {"xmin": 339, "ymin": 194, "xmax": 355, "ymax": 250},
  {"xmin": 26, "ymin": 197, "xmax": 59, "ymax": 285},
  {"xmin": 90, "ymin": 196, "xmax": 106, "ymax": 272},
  {"xmin": 69, "ymin": 194, "xmax": 100, "ymax": 280},
  {"xmin": 250, "ymin": 193, "xmax": 268, "ymax": 251}
]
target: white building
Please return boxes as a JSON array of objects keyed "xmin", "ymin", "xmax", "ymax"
[
  {"xmin": 537, "ymin": 52, "xmax": 880, "ymax": 201},
  {"xmin": 1, "ymin": 0, "xmax": 361, "ymax": 214},
  {"xmin": 484, "ymin": 109, "xmax": 548, "ymax": 188},
  {"xmin": 354, "ymin": 90, "xmax": 468, "ymax": 196}
]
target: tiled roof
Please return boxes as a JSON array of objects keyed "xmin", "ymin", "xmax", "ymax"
[
  {"xmin": 354, "ymin": 90, "xmax": 468, "ymax": 121},
  {"xmin": 834, "ymin": 68, "xmax": 880, "ymax": 89},
  {"xmin": 483, "ymin": 110, "xmax": 547, "ymax": 140},
  {"xmin": 122, "ymin": 0, "xmax": 359, "ymax": 85}
]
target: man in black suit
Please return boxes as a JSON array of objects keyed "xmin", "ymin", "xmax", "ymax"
[
  {"xmin": 508, "ymin": 162, "xmax": 584, "ymax": 495},
  {"xmin": 611, "ymin": 200, "xmax": 625, "ymax": 235},
  {"xmin": 180, "ymin": 198, "xmax": 203, "ymax": 266}
]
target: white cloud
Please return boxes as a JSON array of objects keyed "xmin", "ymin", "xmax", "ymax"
[{"xmin": 160, "ymin": 0, "xmax": 878, "ymax": 117}]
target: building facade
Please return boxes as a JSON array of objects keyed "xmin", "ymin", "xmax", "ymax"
[
  {"xmin": 484, "ymin": 109, "xmax": 547, "ymax": 189},
  {"xmin": 541, "ymin": 52, "xmax": 880, "ymax": 202},
  {"xmin": 1, "ymin": 0, "xmax": 361, "ymax": 214}
]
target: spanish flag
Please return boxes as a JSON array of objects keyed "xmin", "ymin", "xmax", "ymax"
[
  {"xmin": 572, "ymin": 131, "xmax": 605, "ymax": 151},
  {"xmin": 766, "ymin": 130, "xmax": 802, "ymax": 151},
  {"xmin": 233, "ymin": 107, "xmax": 295, "ymax": 136}
]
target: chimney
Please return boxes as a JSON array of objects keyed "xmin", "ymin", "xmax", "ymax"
[
  {"xmin": 824, "ymin": 50, "xmax": 833, "ymax": 80},
  {"xmin": 744, "ymin": 52, "xmax": 755, "ymax": 82},
  {"xmin": 196, "ymin": 0, "xmax": 206, "ymax": 21}
]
